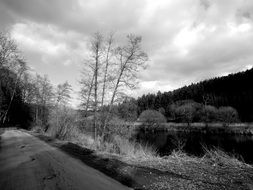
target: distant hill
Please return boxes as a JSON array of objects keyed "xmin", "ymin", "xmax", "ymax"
[{"xmin": 137, "ymin": 68, "xmax": 253, "ymax": 122}]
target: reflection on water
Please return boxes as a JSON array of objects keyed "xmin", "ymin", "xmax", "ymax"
[{"xmin": 136, "ymin": 130, "xmax": 253, "ymax": 163}]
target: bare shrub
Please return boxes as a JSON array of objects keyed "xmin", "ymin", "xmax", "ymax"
[
  {"xmin": 202, "ymin": 147, "xmax": 247, "ymax": 168},
  {"xmin": 100, "ymin": 135, "xmax": 157, "ymax": 160},
  {"xmin": 106, "ymin": 116, "xmax": 135, "ymax": 139},
  {"xmin": 201, "ymin": 105, "xmax": 219, "ymax": 122},
  {"xmin": 48, "ymin": 106, "xmax": 76, "ymax": 139},
  {"xmin": 138, "ymin": 109, "xmax": 166, "ymax": 126},
  {"xmin": 68, "ymin": 127, "xmax": 94, "ymax": 147},
  {"xmin": 218, "ymin": 106, "xmax": 240, "ymax": 123}
]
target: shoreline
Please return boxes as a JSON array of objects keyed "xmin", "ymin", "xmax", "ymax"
[
  {"xmin": 134, "ymin": 122, "xmax": 253, "ymax": 135},
  {"xmin": 32, "ymin": 130, "xmax": 253, "ymax": 190}
]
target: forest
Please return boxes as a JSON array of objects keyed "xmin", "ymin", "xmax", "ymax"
[
  {"xmin": 135, "ymin": 68, "xmax": 253, "ymax": 122},
  {"xmin": 0, "ymin": 32, "xmax": 72, "ymax": 130}
]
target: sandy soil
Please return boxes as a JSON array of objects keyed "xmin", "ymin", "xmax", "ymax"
[{"xmin": 0, "ymin": 129, "xmax": 131, "ymax": 190}]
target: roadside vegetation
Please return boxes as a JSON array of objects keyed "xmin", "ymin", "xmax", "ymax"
[{"xmin": 36, "ymin": 123, "xmax": 253, "ymax": 190}]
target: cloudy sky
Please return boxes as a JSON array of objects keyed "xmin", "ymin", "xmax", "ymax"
[{"xmin": 1, "ymin": 0, "xmax": 253, "ymax": 106}]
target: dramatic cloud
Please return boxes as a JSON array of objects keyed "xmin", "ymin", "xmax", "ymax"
[{"xmin": 0, "ymin": 0, "xmax": 253, "ymax": 106}]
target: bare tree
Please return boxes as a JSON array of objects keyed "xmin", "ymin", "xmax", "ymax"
[
  {"xmin": 80, "ymin": 72, "xmax": 95, "ymax": 116},
  {"xmin": 102, "ymin": 34, "xmax": 148, "ymax": 136},
  {"xmin": 33, "ymin": 74, "xmax": 54, "ymax": 128},
  {"xmin": 101, "ymin": 32, "xmax": 114, "ymax": 106},
  {"xmin": 0, "ymin": 32, "xmax": 20, "ymax": 71},
  {"xmin": 2, "ymin": 59, "xmax": 27, "ymax": 125},
  {"xmin": 51, "ymin": 81, "xmax": 73, "ymax": 134},
  {"xmin": 80, "ymin": 32, "xmax": 104, "ymax": 138},
  {"xmin": 0, "ymin": 31, "xmax": 30, "ymax": 125},
  {"xmin": 55, "ymin": 81, "xmax": 72, "ymax": 106},
  {"xmin": 79, "ymin": 33, "xmax": 148, "ymax": 139},
  {"xmin": 92, "ymin": 32, "xmax": 103, "ymax": 139},
  {"xmin": 21, "ymin": 72, "xmax": 38, "ymax": 104}
]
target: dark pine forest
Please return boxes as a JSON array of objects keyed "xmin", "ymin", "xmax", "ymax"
[{"xmin": 136, "ymin": 68, "xmax": 253, "ymax": 122}]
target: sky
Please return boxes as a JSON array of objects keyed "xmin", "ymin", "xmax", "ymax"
[{"xmin": 0, "ymin": 0, "xmax": 253, "ymax": 107}]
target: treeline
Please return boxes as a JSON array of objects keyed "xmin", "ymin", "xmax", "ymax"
[
  {"xmin": 111, "ymin": 99, "xmax": 239, "ymax": 124},
  {"xmin": 136, "ymin": 68, "xmax": 253, "ymax": 122},
  {"xmin": 0, "ymin": 32, "xmax": 30, "ymax": 128},
  {"xmin": 0, "ymin": 32, "xmax": 72, "ymax": 129}
]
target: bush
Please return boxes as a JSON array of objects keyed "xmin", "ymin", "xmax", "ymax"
[
  {"xmin": 112, "ymin": 135, "xmax": 157, "ymax": 159},
  {"xmin": 167, "ymin": 100, "xmax": 240, "ymax": 123},
  {"xmin": 201, "ymin": 105, "xmax": 219, "ymax": 122},
  {"xmin": 107, "ymin": 116, "xmax": 134, "ymax": 139},
  {"xmin": 138, "ymin": 109, "xmax": 166, "ymax": 125},
  {"xmin": 218, "ymin": 106, "xmax": 240, "ymax": 123},
  {"xmin": 172, "ymin": 101, "xmax": 202, "ymax": 123},
  {"xmin": 48, "ymin": 106, "xmax": 77, "ymax": 139}
]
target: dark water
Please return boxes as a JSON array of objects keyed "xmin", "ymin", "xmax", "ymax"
[{"xmin": 136, "ymin": 130, "xmax": 253, "ymax": 164}]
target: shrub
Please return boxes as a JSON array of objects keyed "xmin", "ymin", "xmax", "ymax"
[
  {"xmin": 158, "ymin": 107, "xmax": 166, "ymax": 115},
  {"xmin": 167, "ymin": 100, "xmax": 240, "ymax": 123},
  {"xmin": 200, "ymin": 105, "xmax": 219, "ymax": 122},
  {"xmin": 96, "ymin": 135, "xmax": 157, "ymax": 160},
  {"xmin": 113, "ymin": 135, "xmax": 157, "ymax": 159},
  {"xmin": 173, "ymin": 101, "xmax": 202, "ymax": 123},
  {"xmin": 48, "ymin": 106, "xmax": 77, "ymax": 139},
  {"xmin": 138, "ymin": 109, "xmax": 166, "ymax": 125},
  {"xmin": 218, "ymin": 106, "xmax": 240, "ymax": 123},
  {"xmin": 107, "ymin": 116, "xmax": 134, "ymax": 139}
]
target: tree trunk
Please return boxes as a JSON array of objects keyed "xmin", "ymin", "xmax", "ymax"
[
  {"xmin": 101, "ymin": 67, "xmax": 124, "ymax": 137},
  {"xmin": 2, "ymin": 71, "xmax": 21, "ymax": 125},
  {"xmin": 84, "ymin": 74, "xmax": 95, "ymax": 117},
  {"xmin": 93, "ymin": 44, "xmax": 99, "ymax": 140},
  {"xmin": 101, "ymin": 37, "xmax": 112, "ymax": 106}
]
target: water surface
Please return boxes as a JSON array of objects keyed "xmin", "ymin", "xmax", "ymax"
[{"xmin": 136, "ymin": 130, "xmax": 253, "ymax": 164}]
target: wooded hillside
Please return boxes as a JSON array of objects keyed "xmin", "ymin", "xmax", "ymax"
[{"xmin": 137, "ymin": 68, "xmax": 253, "ymax": 122}]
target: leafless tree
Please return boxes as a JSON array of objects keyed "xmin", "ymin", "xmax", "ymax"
[
  {"xmin": 101, "ymin": 32, "xmax": 114, "ymax": 106},
  {"xmin": 0, "ymin": 32, "xmax": 21, "ymax": 72},
  {"xmin": 80, "ymin": 32, "xmax": 104, "ymax": 139},
  {"xmin": 55, "ymin": 81, "xmax": 72, "ymax": 106},
  {"xmin": 92, "ymin": 32, "xmax": 104, "ymax": 139},
  {"xmin": 0, "ymin": 32, "xmax": 30, "ymax": 125},
  {"xmin": 33, "ymin": 74, "xmax": 53, "ymax": 127},
  {"xmin": 102, "ymin": 34, "xmax": 148, "ymax": 136},
  {"xmin": 20, "ymin": 72, "xmax": 38, "ymax": 104},
  {"xmin": 2, "ymin": 59, "xmax": 27, "ymax": 124},
  {"xmin": 80, "ymin": 71, "xmax": 95, "ymax": 116},
  {"xmin": 50, "ymin": 81, "xmax": 73, "ymax": 134},
  {"xmin": 79, "ymin": 33, "xmax": 148, "ymax": 139}
]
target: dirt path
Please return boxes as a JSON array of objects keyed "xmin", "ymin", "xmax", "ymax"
[{"xmin": 0, "ymin": 129, "xmax": 131, "ymax": 190}]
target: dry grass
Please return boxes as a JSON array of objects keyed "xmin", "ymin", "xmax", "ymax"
[
  {"xmin": 91, "ymin": 135, "xmax": 157, "ymax": 160},
  {"xmin": 68, "ymin": 127, "xmax": 95, "ymax": 147},
  {"xmin": 53, "ymin": 122, "xmax": 157, "ymax": 161},
  {"xmin": 42, "ymin": 124, "xmax": 253, "ymax": 190},
  {"xmin": 202, "ymin": 147, "xmax": 248, "ymax": 168},
  {"xmin": 112, "ymin": 135, "xmax": 157, "ymax": 160},
  {"xmin": 126, "ymin": 148, "xmax": 253, "ymax": 190}
]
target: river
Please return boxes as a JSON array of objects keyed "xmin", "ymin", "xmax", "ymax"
[{"xmin": 136, "ymin": 130, "xmax": 253, "ymax": 164}]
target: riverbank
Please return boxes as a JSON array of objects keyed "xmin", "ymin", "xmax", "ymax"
[
  {"xmin": 136, "ymin": 122, "xmax": 253, "ymax": 135},
  {"xmin": 33, "ymin": 131, "xmax": 253, "ymax": 190}
]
